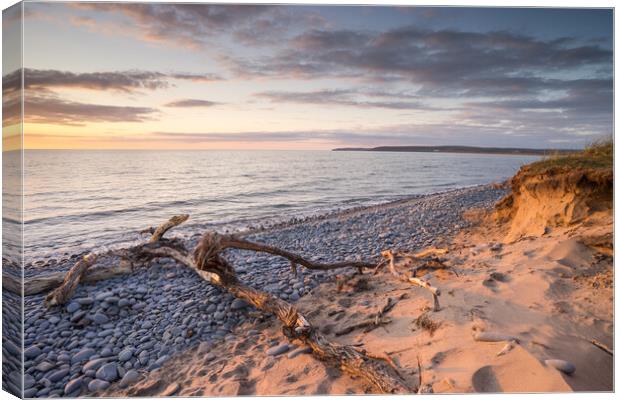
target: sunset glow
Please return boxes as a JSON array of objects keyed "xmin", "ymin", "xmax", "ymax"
[{"xmin": 3, "ymin": 3, "xmax": 613, "ymax": 150}]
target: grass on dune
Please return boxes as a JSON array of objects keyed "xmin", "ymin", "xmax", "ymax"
[{"xmin": 525, "ymin": 138, "xmax": 613, "ymax": 175}]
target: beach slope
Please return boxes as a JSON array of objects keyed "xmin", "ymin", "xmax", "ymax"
[{"xmin": 94, "ymin": 143, "xmax": 616, "ymax": 395}]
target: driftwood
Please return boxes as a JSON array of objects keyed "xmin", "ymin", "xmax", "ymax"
[
  {"xmin": 335, "ymin": 296, "xmax": 398, "ymax": 336},
  {"xmin": 3, "ymin": 261, "xmax": 132, "ymax": 296},
  {"xmin": 45, "ymin": 254, "xmax": 99, "ymax": 307},
  {"xmin": 212, "ymin": 235, "xmax": 377, "ymax": 272},
  {"xmin": 44, "ymin": 215, "xmax": 414, "ymax": 394},
  {"xmin": 590, "ymin": 339, "xmax": 613, "ymax": 356},
  {"xmin": 149, "ymin": 214, "xmax": 189, "ymax": 242},
  {"xmin": 335, "ymin": 294, "xmax": 407, "ymax": 336},
  {"xmin": 382, "ymin": 250, "xmax": 441, "ymax": 311}
]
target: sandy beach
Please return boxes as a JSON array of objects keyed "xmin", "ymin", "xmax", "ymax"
[
  {"xmin": 8, "ymin": 144, "xmax": 613, "ymax": 397},
  {"xmin": 103, "ymin": 183, "xmax": 613, "ymax": 396}
]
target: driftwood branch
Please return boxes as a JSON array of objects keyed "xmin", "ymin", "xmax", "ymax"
[
  {"xmin": 43, "ymin": 216, "xmax": 415, "ymax": 394},
  {"xmin": 335, "ymin": 295, "xmax": 403, "ymax": 336},
  {"xmin": 214, "ymin": 235, "xmax": 377, "ymax": 272},
  {"xmin": 3, "ymin": 261, "xmax": 132, "ymax": 296},
  {"xmin": 44, "ymin": 215, "xmax": 188, "ymax": 307},
  {"xmin": 149, "ymin": 214, "xmax": 189, "ymax": 242},
  {"xmin": 382, "ymin": 250, "xmax": 441, "ymax": 311},
  {"xmin": 45, "ymin": 254, "xmax": 98, "ymax": 307}
]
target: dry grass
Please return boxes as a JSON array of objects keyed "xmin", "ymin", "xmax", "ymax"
[
  {"xmin": 526, "ymin": 138, "xmax": 612, "ymax": 175},
  {"xmin": 413, "ymin": 312, "xmax": 441, "ymax": 336}
]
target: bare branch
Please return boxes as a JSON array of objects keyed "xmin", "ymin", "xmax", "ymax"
[{"xmin": 150, "ymin": 214, "xmax": 189, "ymax": 242}]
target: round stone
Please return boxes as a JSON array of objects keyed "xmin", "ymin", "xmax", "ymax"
[
  {"xmin": 266, "ymin": 344, "xmax": 290, "ymax": 357},
  {"xmin": 95, "ymin": 362, "xmax": 118, "ymax": 381},
  {"xmin": 64, "ymin": 377, "xmax": 83, "ymax": 395},
  {"xmin": 24, "ymin": 345, "xmax": 42, "ymax": 359},
  {"xmin": 119, "ymin": 370, "xmax": 140, "ymax": 388},
  {"xmin": 72, "ymin": 348, "xmax": 96, "ymax": 364},
  {"xmin": 87, "ymin": 379, "xmax": 110, "ymax": 392},
  {"xmin": 66, "ymin": 302, "xmax": 81, "ymax": 313},
  {"xmin": 118, "ymin": 349, "xmax": 133, "ymax": 363},
  {"xmin": 91, "ymin": 313, "xmax": 109, "ymax": 325}
]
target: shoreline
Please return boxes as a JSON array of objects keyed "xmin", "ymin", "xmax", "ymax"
[
  {"xmin": 24, "ymin": 182, "xmax": 503, "ymax": 273},
  {"xmin": 17, "ymin": 184, "xmax": 507, "ymax": 397}
]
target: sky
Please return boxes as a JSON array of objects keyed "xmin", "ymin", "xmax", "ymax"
[{"xmin": 1, "ymin": 2, "xmax": 614, "ymax": 150}]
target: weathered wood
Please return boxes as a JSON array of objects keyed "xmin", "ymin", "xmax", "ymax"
[
  {"xmin": 44, "ymin": 215, "xmax": 189, "ymax": 308},
  {"xmin": 382, "ymin": 250, "xmax": 441, "ymax": 311},
  {"xmin": 335, "ymin": 296, "xmax": 400, "ymax": 336},
  {"xmin": 45, "ymin": 254, "xmax": 98, "ymax": 307},
  {"xmin": 4, "ymin": 261, "xmax": 132, "ymax": 296},
  {"xmin": 216, "ymin": 235, "xmax": 377, "ymax": 272},
  {"xmin": 150, "ymin": 214, "xmax": 189, "ymax": 242},
  {"xmin": 590, "ymin": 339, "xmax": 613, "ymax": 356},
  {"xmin": 2, "ymin": 273, "xmax": 22, "ymax": 295}
]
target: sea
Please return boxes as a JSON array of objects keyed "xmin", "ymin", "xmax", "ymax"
[{"xmin": 4, "ymin": 150, "xmax": 539, "ymax": 262}]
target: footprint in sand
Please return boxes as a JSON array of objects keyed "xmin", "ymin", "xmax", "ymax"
[
  {"xmin": 483, "ymin": 272, "xmax": 510, "ymax": 291},
  {"xmin": 472, "ymin": 366, "xmax": 502, "ymax": 392}
]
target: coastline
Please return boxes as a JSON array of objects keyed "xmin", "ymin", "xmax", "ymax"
[
  {"xmin": 23, "ymin": 183, "xmax": 504, "ymax": 275},
  {"xmin": 14, "ymin": 166, "xmax": 613, "ymax": 396},
  {"xmin": 17, "ymin": 184, "xmax": 507, "ymax": 397}
]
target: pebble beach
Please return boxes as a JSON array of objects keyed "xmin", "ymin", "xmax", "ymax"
[{"xmin": 7, "ymin": 185, "xmax": 507, "ymax": 397}]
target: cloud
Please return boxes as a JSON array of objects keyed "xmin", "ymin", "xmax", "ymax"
[
  {"xmin": 228, "ymin": 26, "xmax": 611, "ymax": 87},
  {"xmin": 2, "ymin": 69, "xmax": 222, "ymax": 95},
  {"xmin": 164, "ymin": 99, "xmax": 220, "ymax": 108},
  {"xmin": 70, "ymin": 3, "xmax": 280, "ymax": 49},
  {"xmin": 255, "ymin": 89, "xmax": 429, "ymax": 110},
  {"xmin": 132, "ymin": 121, "xmax": 607, "ymax": 148},
  {"xmin": 465, "ymin": 78, "xmax": 612, "ymax": 116},
  {"xmin": 14, "ymin": 91, "xmax": 158, "ymax": 126}
]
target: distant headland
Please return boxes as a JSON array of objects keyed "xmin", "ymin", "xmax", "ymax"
[{"xmin": 332, "ymin": 145, "xmax": 578, "ymax": 156}]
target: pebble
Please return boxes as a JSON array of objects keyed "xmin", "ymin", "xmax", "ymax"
[
  {"xmin": 231, "ymin": 299, "xmax": 249, "ymax": 310},
  {"xmin": 118, "ymin": 348, "xmax": 134, "ymax": 362},
  {"xmin": 66, "ymin": 302, "xmax": 81, "ymax": 313},
  {"xmin": 64, "ymin": 377, "xmax": 83, "ymax": 395},
  {"xmin": 545, "ymin": 359, "xmax": 576, "ymax": 375},
  {"xmin": 161, "ymin": 382, "xmax": 180, "ymax": 396},
  {"xmin": 47, "ymin": 369, "xmax": 70, "ymax": 382},
  {"xmin": 119, "ymin": 370, "xmax": 140, "ymax": 388},
  {"xmin": 118, "ymin": 299, "xmax": 130, "ymax": 308},
  {"xmin": 82, "ymin": 358, "xmax": 108, "ymax": 373},
  {"xmin": 266, "ymin": 344, "xmax": 290, "ymax": 356},
  {"xmin": 36, "ymin": 361, "xmax": 55, "ymax": 372},
  {"xmin": 24, "ymin": 345, "xmax": 42, "ymax": 359},
  {"xmin": 91, "ymin": 313, "xmax": 109, "ymax": 325},
  {"xmin": 95, "ymin": 362, "xmax": 119, "ymax": 381},
  {"xmin": 95, "ymin": 292, "xmax": 113, "ymax": 302},
  {"xmin": 88, "ymin": 379, "xmax": 110, "ymax": 391},
  {"xmin": 76, "ymin": 297, "xmax": 94, "ymax": 306},
  {"xmin": 288, "ymin": 347, "xmax": 313, "ymax": 359},
  {"xmin": 141, "ymin": 321, "xmax": 153, "ymax": 329},
  {"xmin": 24, "ymin": 374, "xmax": 35, "ymax": 389}
]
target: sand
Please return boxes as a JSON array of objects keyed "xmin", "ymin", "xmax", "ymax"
[{"xmin": 96, "ymin": 197, "xmax": 613, "ymax": 396}]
